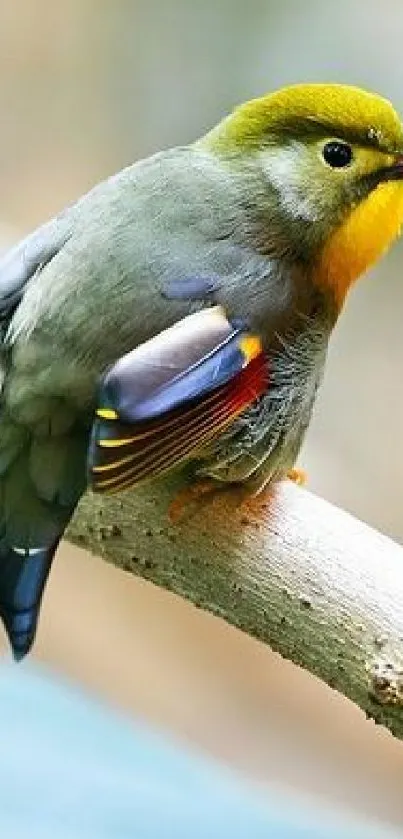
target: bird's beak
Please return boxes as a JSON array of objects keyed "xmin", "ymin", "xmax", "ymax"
[{"xmin": 380, "ymin": 155, "xmax": 403, "ymax": 182}]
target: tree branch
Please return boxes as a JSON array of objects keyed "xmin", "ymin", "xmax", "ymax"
[{"xmin": 67, "ymin": 474, "xmax": 403, "ymax": 738}]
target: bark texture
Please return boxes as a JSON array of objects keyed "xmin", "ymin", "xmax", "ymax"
[{"xmin": 67, "ymin": 474, "xmax": 403, "ymax": 738}]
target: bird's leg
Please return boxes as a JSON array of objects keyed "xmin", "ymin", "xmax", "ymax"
[
  {"xmin": 235, "ymin": 464, "xmax": 308, "ymax": 520},
  {"xmin": 287, "ymin": 467, "xmax": 307, "ymax": 486},
  {"xmin": 168, "ymin": 478, "xmax": 221, "ymax": 523},
  {"xmin": 168, "ymin": 465, "xmax": 307, "ymax": 524}
]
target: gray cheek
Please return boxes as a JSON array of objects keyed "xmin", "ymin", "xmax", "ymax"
[
  {"xmin": 278, "ymin": 184, "xmax": 321, "ymax": 223},
  {"xmin": 259, "ymin": 145, "xmax": 321, "ymax": 223}
]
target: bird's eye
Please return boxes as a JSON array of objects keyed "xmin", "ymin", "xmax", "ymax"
[{"xmin": 322, "ymin": 141, "xmax": 353, "ymax": 169}]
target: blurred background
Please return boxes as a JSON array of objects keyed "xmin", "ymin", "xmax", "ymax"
[{"xmin": 0, "ymin": 0, "xmax": 402, "ymax": 834}]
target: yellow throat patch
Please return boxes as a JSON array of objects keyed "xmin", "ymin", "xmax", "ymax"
[
  {"xmin": 204, "ymin": 83, "xmax": 403, "ymax": 307},
  {"xmin": 315, "ymin": 179, "xmax": 403, "ymax": 307}
]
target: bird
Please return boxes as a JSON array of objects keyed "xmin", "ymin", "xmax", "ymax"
[{"xmin": 0, "ymin": 82, "xmax": 403, "ymax": 661}]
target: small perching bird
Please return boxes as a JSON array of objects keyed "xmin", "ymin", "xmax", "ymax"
[{"xmin": 0, "ymin": 83, "xmax": 403, "ymax": 660}]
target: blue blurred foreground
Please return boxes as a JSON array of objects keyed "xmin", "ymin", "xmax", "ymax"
[{"xmin": 0, "ymin": 662, "xmax": 400, "ymax": 839}]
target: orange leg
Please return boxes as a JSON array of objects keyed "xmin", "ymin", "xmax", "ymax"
[
  {"xmin": 168, "ymin": 467, "xmax": 307, "ymax": 524},
  {"xmin": 287, "ymin": 467, "xmax": 307, "ymax": 486},
  {"xmin": 236, "ymin": 467, "xmax": 307, "ymax": 520},
  {"xmin": 168, "ymin": 478, "xmax": 219, "ymax": 523}
]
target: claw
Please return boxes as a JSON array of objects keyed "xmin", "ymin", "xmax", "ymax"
[
  {"xmin": 287, "ymin": 467, "xmax": 307, "ymax": 486},
  {"xmin": 168, "ymin": 479, "xmax": 219, "ymax": 524}
]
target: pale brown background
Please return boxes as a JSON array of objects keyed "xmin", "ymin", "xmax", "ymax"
[{"xmin": 0, "ymin": 0, "xmax": 402, "ymax": 832}]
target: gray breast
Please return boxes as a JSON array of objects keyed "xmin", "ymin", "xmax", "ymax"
[{"xmin": 195, "ymin": 313, "xmax": 331, "ymax": 489}]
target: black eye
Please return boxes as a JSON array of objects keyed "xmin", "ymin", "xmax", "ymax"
[{"xmin": 322, "ymin": 141, "xmax": 353, "ymax": 168}]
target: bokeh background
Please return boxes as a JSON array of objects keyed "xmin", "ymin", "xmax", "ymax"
[{"xmin": 0, "ymin": 0, "xmax": 402, "ymax": 833}]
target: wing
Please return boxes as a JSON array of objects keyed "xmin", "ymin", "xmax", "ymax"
[
  {"xmin": 0, "ymin": 220, "xmax": 69, "ymax": 323},
  {"xmin": 0, "ymin": 220, "xmax": 82, "ymax": 660},
  {"xmin": 88, "ymin": 306, "xmax": 269, "ymax": 493}
]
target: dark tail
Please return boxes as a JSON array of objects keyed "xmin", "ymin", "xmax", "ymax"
[
  {"xmin": 0, "ymin": 409, "xmax": 88, "ymax": 661},
  {"xmin": 0, "ymin": 541, "xmax": 60, "ymax": 660}
]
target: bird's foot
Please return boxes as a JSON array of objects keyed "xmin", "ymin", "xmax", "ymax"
[
  {"xmin": 235, "ymin": 467, "xmax": 307, "ymax": 521},
  {"xmin": 168, "ymin": 467, "xmax": 307, "ymax": 525},
  {"xmin": 287, "ymin": 467, "xmax": 307, "ymax": 486},
  {"xmin": 168, "ymin": 478, "xmax": 220, "ymax": 524}
]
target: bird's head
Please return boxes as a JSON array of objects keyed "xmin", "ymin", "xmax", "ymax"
[{"xmin": 203, "ymin": 84, "xmax": 403, "ymax": 307}]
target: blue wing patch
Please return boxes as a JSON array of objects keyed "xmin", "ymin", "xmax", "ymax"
[{"xmin": 161, "ymin": 275, "xmax": 221, "ymax": 301}]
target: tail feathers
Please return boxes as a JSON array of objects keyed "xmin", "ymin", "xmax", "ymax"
[{"xmin": 0, "ymin": 541, "xmax": 59, "ymax": 660}]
